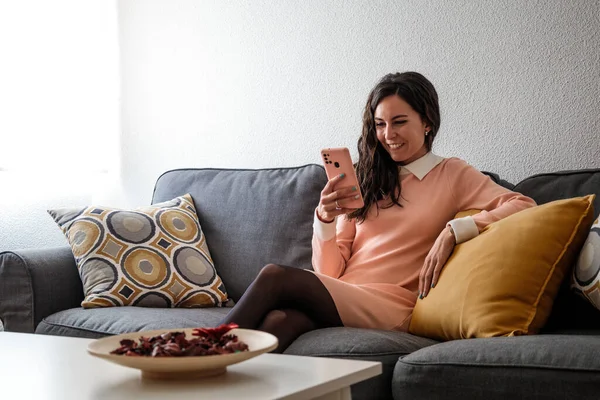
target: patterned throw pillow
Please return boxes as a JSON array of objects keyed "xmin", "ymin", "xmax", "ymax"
[
  {"xmin": 572, "ymin": 218, "xmax": 600, "ymax": 310},
  {"xmin": 48, "ymin": 194, "xmax": 229, "ymax": 308}
]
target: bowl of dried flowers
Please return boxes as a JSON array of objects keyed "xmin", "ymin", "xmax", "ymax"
[{"xmin": 87, "ymin": 323, "xmax": 278, "ymax": 380}]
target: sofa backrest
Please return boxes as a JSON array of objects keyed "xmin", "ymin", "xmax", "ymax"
[
  {"xmin": 514, "ymin": 168, "xmax": 600, "ymax": 332},
  {"xmin": 152, "ymin": 164, "xmax": 600, "ymax": 331},
  {"xmin": 152, "ymin": 165, "xmax": 327, "ymax": 301},
  {"xmin": 514, "ymin": 169, "xmax": 600, "ymax": 219}
]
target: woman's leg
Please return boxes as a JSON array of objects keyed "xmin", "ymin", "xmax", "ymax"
[
  {"xmin": 257, "ymin": 308, "xmax": 317, "ymax": 353},
  {"xmin": 220, "ymin": 263, "xmax": 343, "ymax": 330}
]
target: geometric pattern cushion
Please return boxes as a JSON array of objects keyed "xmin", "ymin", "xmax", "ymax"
[
  {"xmin": 48, "ymin": 194, "xmax": 229, "ymax": 308},
  {"xmin": 572, "ymin": 217, "xmax": 600, "ymax": 311}
]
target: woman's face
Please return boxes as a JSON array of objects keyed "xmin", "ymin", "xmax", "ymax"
[{"xmin": 374, "ymin": 95, "xmax": 430, "ymax": 164}]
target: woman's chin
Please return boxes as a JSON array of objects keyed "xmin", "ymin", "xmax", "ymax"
[
  {"xmin": 388, "ymin": 152, "xmax": 410, "ymax": 163},
  {"xmin": 389, "ymin": 147, "xmax": 428, "ymax": 164}
]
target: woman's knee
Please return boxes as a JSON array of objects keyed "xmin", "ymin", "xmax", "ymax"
[
  {"xmin": 257, "ymin": 263, "xmax": 286, "ymax": 282},
  {"xmin": 261, "ymin": 309, "xmax": 288, "ymax": 329},
  {"xmin": 251, "ymin": 264, "xmax": 287, "ymax": 294}
]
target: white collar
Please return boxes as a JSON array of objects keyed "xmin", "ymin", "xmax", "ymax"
[{"xmin": 399, "ymin": 152, "xmax": 444, "ymax": 180}]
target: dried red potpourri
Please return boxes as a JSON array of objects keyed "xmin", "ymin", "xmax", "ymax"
[
  {"xmin": 192, "ymin": 322, "xmax": 239, "ymax": 340},
  {"xmin": 110, "ymin": 323, "xmax": 249, "ymax": 357}
]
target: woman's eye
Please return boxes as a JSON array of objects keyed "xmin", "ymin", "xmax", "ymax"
[
  {"xmin": 375, "ymin": 123, "xmax": 385, "ymax": 128},
  {"xmin": 394, "ymin": 120, "xmax": 407, "ymax": 125}
]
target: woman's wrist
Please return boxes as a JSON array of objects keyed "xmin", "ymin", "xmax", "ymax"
[
  {"xmin": 316, "ymin": 207, "xmax": 334, "ymax": 224},
  {"xmin": 447, "ymin": 226, "xmax": 456, "ymax": 244}
]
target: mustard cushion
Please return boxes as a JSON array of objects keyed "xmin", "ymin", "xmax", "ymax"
[
  {"xmin": 409, "ymin": 195, "xmax": 595, "ymax": 341},
  {"xmin": 48, "ymin": 194, "xmax": 230, "ymax": 309}
]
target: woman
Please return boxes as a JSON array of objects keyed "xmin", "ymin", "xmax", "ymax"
[{"xmin": 220, "ymin": 72, "xmax": 536, "ymax": 352}]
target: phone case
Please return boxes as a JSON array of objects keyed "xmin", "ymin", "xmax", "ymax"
[{"xmin": 321, "ymin": 147, "xmax": 365, "ymax": 209}]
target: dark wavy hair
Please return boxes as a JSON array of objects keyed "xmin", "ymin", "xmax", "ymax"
[{"xmin": 348, "ymin": 72, "xmax": 441, "ymax": 223}]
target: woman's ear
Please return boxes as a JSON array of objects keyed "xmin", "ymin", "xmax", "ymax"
[{"xmin": 423, "ymin": 120, "xmax": 431, "ymax": 132}]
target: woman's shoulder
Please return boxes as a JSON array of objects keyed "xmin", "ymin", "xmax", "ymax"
[
  {"xmin": 436, "ymin": 156, "xmax": 492, "ymax": 185},
  {"xmin": 434, "ymin": 156, "xmax": 485, "ymax": 181},
  {"xmin": 437, "ymin": 156, "xmax": 471, "ymax": 171}
]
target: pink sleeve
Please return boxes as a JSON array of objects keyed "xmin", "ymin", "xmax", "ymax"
[
  {"xmin": 311, "ymin": 210, "xmax": 356, "ymax": 278},
  {"xmin": 446, "ymin": 158, "xmax": 537, "ymax": 232}
]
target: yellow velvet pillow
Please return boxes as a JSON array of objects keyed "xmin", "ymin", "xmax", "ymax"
[{"xmin": 409, "ymin": 195, "xmax": 595, "ymax": 341}]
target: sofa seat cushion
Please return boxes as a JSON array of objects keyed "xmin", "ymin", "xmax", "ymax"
[
  {"xmin": 393, "ymin": 334, "xmax": 600, "ymax": 400},
  {"xmin": 35, "ymin": 307, "xmax": 231, "ymax": 338},
  {"xmin": 285, "ymin": 327, "xmax": 438, "ymax": 400}
]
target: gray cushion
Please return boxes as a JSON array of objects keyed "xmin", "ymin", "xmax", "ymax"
[
  {"xmin": 285, "ymin": 327, "xmax": 438, "ymax": 400},
  {"xmin": 35, "ymin": 307, "xmax": 232, "ymax": 338},
  {"xmin": 151, "ymin": 165, "xmax": 327, "ymax": 301},
  {"xmin": 393, "ymin": 335, "xmax": 600, "ymax": 400},
  {"xmin": 514, "ymin": 169, "xmax": 600, "ymax": 332}
]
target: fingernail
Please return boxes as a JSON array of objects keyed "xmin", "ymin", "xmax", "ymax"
[
  {"xmin": 352, "ymin": 186, "xmax": 357, "ymax": 191},
  {"xmin": 419, "ymin": 293, "xmax": 424, "ymax": 299},
  {"xmin": 431, "ymin": 283, "xmax": 435, "ymax": 288},
  {"xmin": 354, "ymin": 194, "xmax": 360, "ymax": 199},
  {"xmin": 340, "ymin": 173, "xmax": 345, "ymax": 178}
]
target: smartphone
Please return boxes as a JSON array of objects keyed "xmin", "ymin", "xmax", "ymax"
[{"xmin": 321, "ymin": 147, "xmax": 365, "ymax": 209}]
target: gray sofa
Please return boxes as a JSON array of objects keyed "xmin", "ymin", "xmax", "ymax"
[{"xmin": 1, "ymin": 164, "xmax": 600, "ymax": 400}]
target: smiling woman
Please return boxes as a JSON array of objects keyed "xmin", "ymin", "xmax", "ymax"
[{"xmin": 216, "ymin": 71, "xmax": 537, "ymax": 354}]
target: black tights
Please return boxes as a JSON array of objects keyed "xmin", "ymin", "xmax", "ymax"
[{"xmin": 220, "ymin": 264, "xmax": 343, "ymax": 353}]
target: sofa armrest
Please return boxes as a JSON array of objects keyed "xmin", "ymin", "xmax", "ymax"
[{"xmin": 0, "ymin": 247, "xmax": 83, "ymax": 333}]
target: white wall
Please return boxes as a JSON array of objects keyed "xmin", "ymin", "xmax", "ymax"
[
  {"xmin": 119, "ymin": 0, "xmax": 600, "ymax": 208},
  {"xmin": 0, "ymin": 171, "xmax": 123, "ymax": 252},
  {"xmin": 0, "ymin": 1, "xmax": 119, "ymax": 252},
  {"xmin": 2, "ymin": 0, "xmax": 599, "ymax": 251},
  {"xmin": 0, "ymin": 173, "xmax": 93, "ymax": 251}
]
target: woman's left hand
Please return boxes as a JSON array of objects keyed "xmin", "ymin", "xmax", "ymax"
[{"xmin": 419, "ymin": 226, "xmax": 456, "ymax": 299}]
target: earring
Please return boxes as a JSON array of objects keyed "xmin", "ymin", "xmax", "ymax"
[{"xmin": 425, "ymin": 131, "xmax": 429, "ymax": 136}]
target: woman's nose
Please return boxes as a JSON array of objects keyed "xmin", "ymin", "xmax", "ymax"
[{"xmin": 384, "ymin": 125, "xmax": 395, "ymax": 139}]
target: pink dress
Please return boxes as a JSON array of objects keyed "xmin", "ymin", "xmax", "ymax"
[{"xmin": 311, "ymin": 155, "xmax": 536, "ymax": 331}]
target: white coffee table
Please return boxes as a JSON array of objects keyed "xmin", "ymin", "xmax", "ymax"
[{"xmin": 0, "ymin": 332, "xmax": 381, "ymax": 400}]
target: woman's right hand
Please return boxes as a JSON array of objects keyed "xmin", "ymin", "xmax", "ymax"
[{"xmin": 316, "ymin": 173, "xmax": 360, "ymax": 223}]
